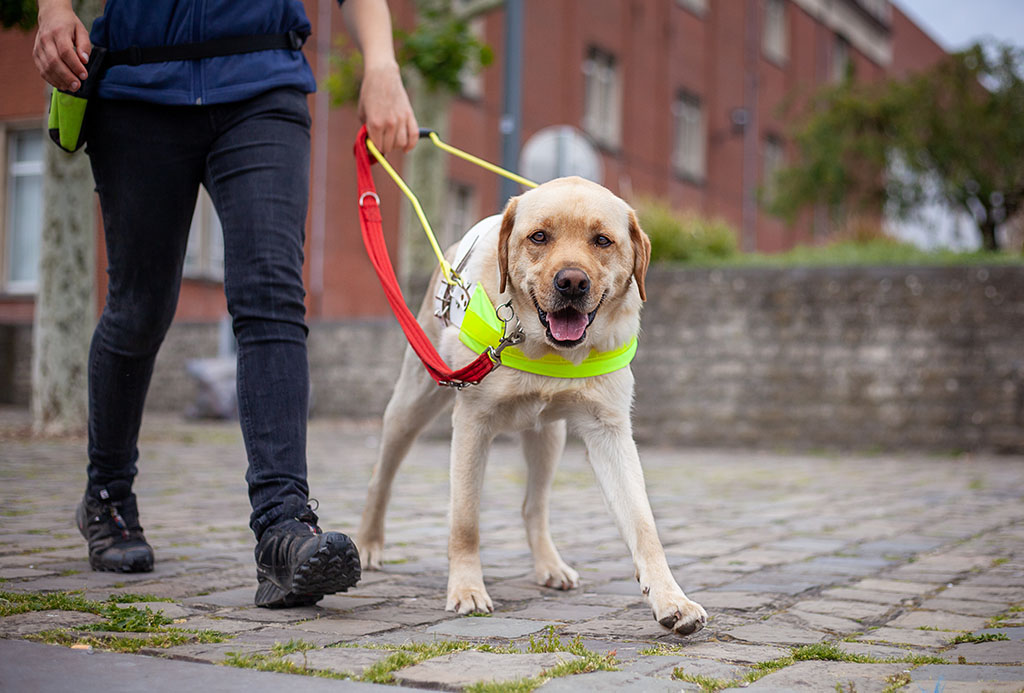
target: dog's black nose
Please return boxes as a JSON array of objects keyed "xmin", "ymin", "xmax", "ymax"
[{"xmin": 554, "ymin": 268, "xmax": 590, "ymax": 298}]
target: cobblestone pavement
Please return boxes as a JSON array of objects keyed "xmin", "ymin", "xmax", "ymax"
[{"xmin": 2, "ymin": 409, "xmax": 1023, "ymax": 691}]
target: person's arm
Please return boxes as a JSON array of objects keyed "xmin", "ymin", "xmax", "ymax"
[
  {"xmin": 341, "ymin": 0, "xmax": 418, "ymax": 154},
  {"xmin": 33, "ymin": 0, "xmax": 92, "ymax": 92}
]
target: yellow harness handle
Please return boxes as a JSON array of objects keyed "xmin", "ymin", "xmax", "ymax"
[{"xmin": 364, "ymin": 129, "xmax": 537, "ymax": 286}]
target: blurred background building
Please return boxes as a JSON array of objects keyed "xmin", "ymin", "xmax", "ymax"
[{"xmin": 0, "ymin": 0, "xmax": 947, "ymax": 405}]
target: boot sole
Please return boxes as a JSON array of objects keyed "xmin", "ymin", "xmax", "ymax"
[{"xmin": 255, "ymin": 532, "xmax": 361, "ymax": 608}]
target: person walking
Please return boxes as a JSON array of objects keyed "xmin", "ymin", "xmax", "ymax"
[{"xmin": 32, "ymin": 0, "xmax": 417, "ymax": 607}]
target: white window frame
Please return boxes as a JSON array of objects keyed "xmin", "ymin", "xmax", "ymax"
[
  {"xmin": 457, "ymin": 16, "xmax": 486, "ymax": 100},
  {"xmin": 2, "ymin": 125, "xmax": 45, "ymax": 295},
  {"xmin": 184, "ymin": 185, "xmax": 225, "ymax": 281},
  {"xmin": 582, "ymin": 46, "xmax": 622, "ymax": 150},
  {"xmin": 672, "ymin": 90, "xmax": 706, "ymax": 183},
  {"xmin": 763, "ymin": 0, "xmax": 788, "ymax": 64}
]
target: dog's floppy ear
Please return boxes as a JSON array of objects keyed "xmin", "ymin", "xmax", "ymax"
[
  {"xmin": 498, "ymin": 197, "xmax": 518, "ymax": 294},
  {"xmin": 628, "ymin": 209, "xmax": 651, "ymax": 302}
]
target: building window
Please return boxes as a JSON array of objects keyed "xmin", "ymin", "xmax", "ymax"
[
  {"xmin": 458, "ymin": 17, "xmax": 486, "ymax": 100},
  {"xmin": 3, "ymin": 128, "xmax": 44, "ymax": 294},
  {"xmin": 672, "ymin": 91, "xmax": 705, "ymax": 182},
  {"xmin": 763, "ymin": 0, "xmax": 787, "ymax": 64},
  {"xmin": 443, "ymin": 181, "xmax": 475, "ymax": 250},
  {"xmin": 184, "ymin": 186, "xmax": 224, "ymax": 281},
  {"xmin": 832, "ymin": 34, "xmax": 851, "ymax": 82},
  {"xmin": 675, "ymin": 0, "xmax": 707, "ymax": 16},
  {"xmin": 761, "ymin": 135, "xmax": 785, "ymax": 206},
  {"xmin": 582, "ymin": 46, "xmax": 621, "ymax": 150}
]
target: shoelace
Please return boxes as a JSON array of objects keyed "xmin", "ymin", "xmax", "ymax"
[
  {"xmin": 296, "ymin": 502, "xmax": 322, "ymax": 535},
  {"xmin": 107, "ymin": 505, "xmax": 130, "ymax": 540}
]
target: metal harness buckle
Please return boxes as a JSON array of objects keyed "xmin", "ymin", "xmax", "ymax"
[
  {"xmin": 437, "ymin": 379, "xmax": 473, "ymax": 390},
  {"xmin": 486, "ymin": 300, "xmax": 525, "ymax": 366}
]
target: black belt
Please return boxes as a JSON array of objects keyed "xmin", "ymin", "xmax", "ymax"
[{"xmin": 104, "ymin": 30, "xmax": 309, "ymax": 68}]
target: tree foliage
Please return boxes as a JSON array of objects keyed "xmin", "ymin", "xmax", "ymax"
[
  {"xmin": 771, "ymin": 42, "xmax": 1024, "ymax": 251},
  {"xmin": 0, "ymin": 0, "xmax": 37, "ymax": 30},
  {"xmin": 328, "ymin": 1, "xmax": 493, "ymax": 106}
]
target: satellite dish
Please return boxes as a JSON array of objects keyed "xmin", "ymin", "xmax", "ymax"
[{"xmin": 519, "ymin": 125, "xmax": 603, "ymax": 185}]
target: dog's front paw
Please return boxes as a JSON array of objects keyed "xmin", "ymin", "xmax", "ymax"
[
  {"xmin": 358, "ymin": 537, "xmax": 384, "ymax": 571},
  {"xmin": 535, "ymin": 558, "xmax": 580, "ymax": 591},
  {"xmin": 446, "ymin": 580, "xmax": 494, "ymax": 614},
  {"xmin": 649, "ymin": 589, "xmax": 707, "ymax": 636}
]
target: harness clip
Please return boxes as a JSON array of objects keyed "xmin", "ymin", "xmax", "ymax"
[
  {"xmin": 486, "ymin": 300, "xmax": 525, "ymax": 366},
  {"xmin": 437, "ymin": 379, "xmax": 474, "ymax": 390}
]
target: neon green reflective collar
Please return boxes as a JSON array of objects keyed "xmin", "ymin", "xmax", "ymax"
[{"xmin": 458, "ymin": 285, "xmax": 637, "ymax": 378}]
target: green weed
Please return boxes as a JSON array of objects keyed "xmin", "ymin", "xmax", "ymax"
[
  {"xmin": 672, "ymin": 669, "xmax": 733, "ymax": 692},
  {"xmin": 948, "ymin": 632, "xmax": 1009, "ymax": 645}
]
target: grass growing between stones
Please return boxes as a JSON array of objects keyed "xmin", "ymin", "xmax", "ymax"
[
  {"xmin": 223, "ymin": 640, "xmax": 349, "ymax": 680},
  {"xmin": 462, "ymin": 651, "xmax": 617, "ymax": 693},
  {"xmin": 671, "ymin": 640, "xmax": 950, "ymax": 692},
  {"xmin": 881, "ymin": 671, "xmax": 912, "ymax": 693},
  {"xmin": 638, "ymin": 643, "xmax": 687, "ymax": 655},
  {"xmin": 0, "ymin": 590, "xmax": 173, "ymax": 630},
  {"xmin": 33, "ymin": 628, "xmax": 227, "ymax": 654},
  {"xmin": 358, "ymin": 640, "xmax": 476, "ymax": 684},
  {"xmin": 948, "ymin": 632, "xmax": 1010, "ymax": 644},
  {"xmin": 337, "ymin": 627, "xmax": 618, "ymax": 691},
  {"xmin": 1, "ymin": 590, "xmax": 230, "ymax": 653},
  {"xmin": 986, "ymin": 604, "xmax": 1022, "ymax": 628}
]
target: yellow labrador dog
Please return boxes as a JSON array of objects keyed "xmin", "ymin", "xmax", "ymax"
[{"xmin": 358, "ymin": 177, "xmax": 707, "ymax": 636}]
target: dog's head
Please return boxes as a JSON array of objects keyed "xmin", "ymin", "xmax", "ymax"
[{"xmin": 497, "ymin": 177, "xmax": 651, "ymax": 356}]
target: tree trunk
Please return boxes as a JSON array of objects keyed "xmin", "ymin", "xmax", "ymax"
[
  {"xmin": 31, "ymin": 0, "xmax": 101, "ymax": 435},
  {"xmin": 978, "ymin": 218, "xmax": 1001, "ymax": 252},
  {"xmin": 399, "ymin": 74, "xmax": 453, "ymax": 290}
]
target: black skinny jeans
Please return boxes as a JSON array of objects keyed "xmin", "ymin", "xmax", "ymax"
[{"xmin": 85, "ymin": 88, "xmax": 313, "ymax": 539}]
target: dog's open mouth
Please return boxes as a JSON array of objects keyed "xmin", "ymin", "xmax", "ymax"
[{"xmin": 535, "ymin": 301, "xmax": 598, "ymax": 347}]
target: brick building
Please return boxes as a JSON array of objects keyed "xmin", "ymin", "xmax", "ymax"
[{"xmin": 0, "ymin": 0, "xmax": 945, "ymax": 403}]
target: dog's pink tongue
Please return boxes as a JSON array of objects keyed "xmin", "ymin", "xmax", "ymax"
[{"xmin": 548, "ymin": 310, "xmax": 588, "ymax": 341}]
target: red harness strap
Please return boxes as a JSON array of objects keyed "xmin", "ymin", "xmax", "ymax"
[{"xmin": 353, "ymin": 126, "xmax": 496, "ymax": 387}]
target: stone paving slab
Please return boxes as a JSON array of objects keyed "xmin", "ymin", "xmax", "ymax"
[
  {"xmin": 282, "ymin": 646, "xmax": 394, "ymax": 676},
  {"xmin": 854, "ymin": 625, "xmax": 959, "ymax": 648},
  {"xmin": 0, "ymin": 639, "xmax": 417, "ymax": 692},
  {"xmin": 741, "ymin": 661, "xmax": 908, "ymax": 692},
  {"xmin": 393, "ymin": 650, "xmax": 580, "ymax": 689},
  {"xmin": 909, "ymin": 664, "xmax": 1024, "ymax": 689},
  {"xmin": 886, "ymin": 609, "xmax": 990, "ymax": 631},
  {"xmin": 725, "ymin": 621, "xmax": 828, "ymax": 645},
  {"xmin": 0, "ymin": 609, "xmax": 104, "ymax": 636},
  {"xmin": 942, "ymin": 640, "xmax": 1024, "ymax": 664},
  {"xmin": 624, "ymin": 654, "xmax": 750, "ymax": 680},
  {"xmin": 536, "ymin": 670, "xmax": 698, "ymax": 692},
  {"xmin": 426, "ymin": 616, "xmax": 560, "ymax": 639},
  {"xmin": 2, "ymin": 412, "xmax": 1023, "ymax": 691}
]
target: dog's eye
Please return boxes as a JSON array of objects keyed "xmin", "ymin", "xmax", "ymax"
[
  {"xmin": 594, "ymin": 234, "xmax": 613, "ymax": 247},
  {"xmin": 529, "ymin": 230, "xmax": 548, "ymax": 244}
]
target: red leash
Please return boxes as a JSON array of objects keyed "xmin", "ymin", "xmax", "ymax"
[{"xmin": 353, "ymin": 126, "xmax": 496, "ymax": 388}]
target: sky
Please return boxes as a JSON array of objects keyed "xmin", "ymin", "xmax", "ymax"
[{"xmin": 893, "ymin": 0, "xmax": 1024, "ymax": 51}]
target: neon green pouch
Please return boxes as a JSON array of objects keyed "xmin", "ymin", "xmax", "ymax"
[{"xmin": 47, "ymin": 47, "xmax": 106, "ymax": 153}]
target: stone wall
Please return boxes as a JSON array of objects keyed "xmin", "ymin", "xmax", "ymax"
[
  {"xmin": 2, "ymin": 265, "xmax": 1021, "ymax": 452},
  {"xmin": 633, "ymin": 265, "xmax": 1024, "ymax": 452}
]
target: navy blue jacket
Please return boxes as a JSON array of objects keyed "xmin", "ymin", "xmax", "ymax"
[{"xmin": 90, "ymin": 0, "xmax": 336, "ymax": 105}]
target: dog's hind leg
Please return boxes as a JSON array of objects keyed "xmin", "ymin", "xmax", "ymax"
[
  {"xmin": 521, "ymin": 421, "xmax": 579, "ymax": 590},
  {"xmin": 358, "ymin": 346, "xmax": 451, "ymax": 570}
]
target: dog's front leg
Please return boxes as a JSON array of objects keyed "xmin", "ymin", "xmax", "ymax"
[
  {"xmin": 575, "ymin": 411, "xmax": 707, "ymax": 636},
  {"xmin": 446, "ymin": 398, "xmax": 495, "ymax": 614}
]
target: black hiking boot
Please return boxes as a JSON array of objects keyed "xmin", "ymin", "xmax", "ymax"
[
  {"xmin": 75, "ymin": 481, "xmax": 154, "ymax": 573},
  {"xmin": 254, "ymin": 506, "xmax": 360, "ymax": 608}
]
